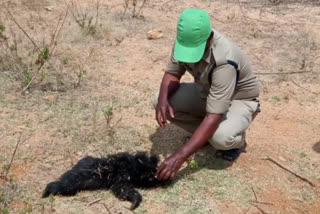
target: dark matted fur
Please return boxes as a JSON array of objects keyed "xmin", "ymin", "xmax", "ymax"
[{"xmin": 42, "ymin": 152, "xmax": 166, "ymax": 210}]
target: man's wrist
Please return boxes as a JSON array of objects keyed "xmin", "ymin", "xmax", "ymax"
[
  {"xmin": 174, "ymin": 149, "xmax": 189, "ymax": 161},
  {"xmin": 158, "ymin": 96, "xmax": 167, "ymax": 103}
]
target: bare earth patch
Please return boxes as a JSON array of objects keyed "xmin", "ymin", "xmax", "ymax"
[{"xmin": 1, "ymin": 0, "xmax": 319, "ymax": 213}]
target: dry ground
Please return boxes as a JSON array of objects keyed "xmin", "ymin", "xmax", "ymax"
[{"xmin": 1, "ymin": 0, "xmax": 320, "ymax": 213}]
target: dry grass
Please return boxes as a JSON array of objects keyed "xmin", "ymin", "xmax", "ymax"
[{"xmin": 1, "ymin": 0, "xmax": 320, "ymax": 213}]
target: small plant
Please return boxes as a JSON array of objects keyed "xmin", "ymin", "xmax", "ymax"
[
  {"xmin": 2, "ymin": 11, "xmax": 69, "ymax": 93},
  {"xmin": 0, "ymin": 24, "xmax": 8, "ymax": 41},
  {"xmin": 102, "ymin": 105, "xmax": 121, "ymax": 139},
  {"xmin": 123, "ymin": 0, "xmax": 147, "ymax": 18},
  {"xmin": 66, "ymin": 0, "xmax": 100, "ymax": 36},
  {"xmin": 75, "ymin": 69, "xmax": 85, "ymax": 88},
  {"xmin": 1, "ymin": 208, "xmax": 9, "ymax": 214},
  {"xmin": 8, "ymin": 175, "xmax": 14, "ymax": 185},
  {"xmin": 40, "ymin": 72, "xmax": 48, "ymax": 81},
  {"xmin": 24, "ymin": 71, "xmax": 32, "ymax": 85},
  {"xmin": 36, "ymin": 47, "xmax": 50, "ymax": 65},
  {"xmin": 272, "ymin": 96, "xmax": 281, "ymax": 103},
  {"xmin": 0, "ymin": 193, "xmax": 6, "ymax": 202},
  {"xmin": 189, "ymin": 160, "xmax": 199, "ymax": 169},
  {"xmin": 302, "ymin": 191, "xmax": 313, "ymax": 201},
  {"xmin": 74, "ymin": 48, "xmax": 94, "ymax": 88},
  {"xmin": 18, "ymin": 205, "xmax": 32, "ymax": 214},
  {"xmin": 2, "ymin": 164, "xmax": 10, "ymax": 172},
  {"xmin": 49, "ymin": 194, "xmax": 55, "ymax": 212},
  {"xmin": 103, "ymin": 105, "xmax": 114, "ymax": 126},
  {"xmin": 299, "ymin": 152, "xmax": 307, "ymax": 158},
  {"xmin": 62, "ymin": 57, "xmax": 69, "ymax": 65}
]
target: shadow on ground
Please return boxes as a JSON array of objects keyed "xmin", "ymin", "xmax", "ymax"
[
  {"xmin": 312, "ymin": 140, "xmax": 320, "ymax": 153},
  {"xmin": 149, "ymin": 124, "xmax": 233, "ymax": 182},
  {"xmin": 149, "ymin": 124, "xmax": 186, "ymax": 157}
]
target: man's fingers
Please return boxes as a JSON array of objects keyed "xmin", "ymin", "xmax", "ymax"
[
  {"xmin": 156, "ymin": 162, "xmax": 166, "ymax": 178},
  {"xmin": 168, "ymin": 105, "xmax": 175, "ymax": 118},
  {"xmin": 160, "ymin": 108, "xmax": 167, "ymax": 125},
  {"xmin": 158, "ymin": 167, "xmax": 169, "ymax": 180},
  {"xmin": 156, "ymin": 110, "xmax": 165, "ymax": 127},
  {"xmin": 156, "ymin": 102, "xmax": 175, "ymax": 127},
  {"xmin": 167, "ymin": 161, "xmax": 178, "ymax": 180},
  {"xmin": 156, "ymin": 155, "xmax": 181, "ymax": 180},
  {"xmin": 162, "ymin": 170, "xmax": 172, "ymax": 180},
  {"xmin": 157, "ymin": 161, "xmax": 171, "ymax": 180},
  {"xmin": 169, "ymin": 171, "xmax": 176, "ymax": 180}
]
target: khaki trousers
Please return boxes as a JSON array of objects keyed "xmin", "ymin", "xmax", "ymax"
[{"xmin": 153, "ymin": 83, "xmax": 260, "ymax": 150}]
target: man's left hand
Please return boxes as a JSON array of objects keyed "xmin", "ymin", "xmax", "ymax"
[{"xmin": 156, "ymin": 152, "xmax": 186, "ymax": 180}]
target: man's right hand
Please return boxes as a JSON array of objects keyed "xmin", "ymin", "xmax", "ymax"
[
  {"xmin": 155, "ymin": 72, "xmax": 181, "ymax": 127},
  {"xmin": 156, "ymin": 99, "xmax": 174, "ymax": 127}
]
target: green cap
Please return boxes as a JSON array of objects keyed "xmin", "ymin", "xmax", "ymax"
[{"xmin": 174, "ymin": 8, "xmax": 212, "ymax": 63}]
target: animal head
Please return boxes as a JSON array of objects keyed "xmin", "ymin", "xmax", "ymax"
[{"xmin": 131, "ymin": 152, "xmax": 162, "ymax": 187}]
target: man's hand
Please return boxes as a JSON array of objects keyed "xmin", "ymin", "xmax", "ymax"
[
  {"xmin": 156, "ymin": 113, "xmax": 223, "ymax": 180},
  {"xmin": 155, "ymin": 73, "xmax": 180, "ymax": 127},
  {"xmin": 156, "ymin": 100, "xmax": 174, "ymax": 127},
  {"xmin": 156, "ymin": 152, "xmax": 186, "ymax": 180}
]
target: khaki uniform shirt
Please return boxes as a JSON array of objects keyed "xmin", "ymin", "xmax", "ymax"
[{"xmin": 166, "ymin": 29, "xmax": 260, "ymax": 114}]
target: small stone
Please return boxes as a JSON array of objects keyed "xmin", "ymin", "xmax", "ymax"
[
  {"xmin": 278, "ymin": 156, "xmax": 286, "ymax": 162},
  {"xmin": 43, "ymin": 0, "xmax": 56, "ymax": 11},
  {"xmin": 76, "ymin": 151, "xmax": 83, "ymax": 156},
  {"xmin": 43, "ymin": 95, "xmax": 56, "ymax": 101},
  {"xmin": 147, "ymin": 29, "xmax": 163, "ymax": 40},
  {"xmin": 44, "ymin": 6, "xmax": 55, "ymax": 11}
]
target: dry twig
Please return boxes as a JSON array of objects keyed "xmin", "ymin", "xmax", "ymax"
[
  {"xmin": 8, "ymin": 9, "xmax": 67, "ymax": 94},
  {"xmin": 87, "ymin": 198, "xmax": 102, "ymax": 206},
  {"xmin": 249, "ymin": 187, "xmax": 274, "ymax": 206},
  {"xmin": 153, "ymin": 55, "xmax": 167, "ymax": 63},
  {"xmin": 7, "ymin": 11, "xmax": 41, "ymax": 52},
  {"xmin": 255, "ymin": 70, "xmax": 311, "ymax": 75},
  {"xmin": 50, "ymin": 9, "xmax": 69, "ymax": 57},
  {"xmin": 250, "ymin": 200, "xmax": 274, "ymax": 206},
  {"xmin": 237, "ymin": 0, "xmax": 277, "ymax": 24},
  {"xmin": 136, "ymin": 0, "xmax": 147, "ymax": 17},
  {"xmin": 161, "ymin": 0, "xmax": 175, "ymax": 9},
  {"xmin": 251, "ymin": 187, "xmax": 258, "ymax": 201},
  {"xmin": 21, "ymin": 63, "xmax": 45, "ymax": 94},
  {"xmin": 4, "ymin": 133, "xmax": 31, "ymax": 179},
  {"xmin": 237, "ymin": 0, "xmax": 249, "ymax": 24},
  {"xmin": 99, "ymin": 203, "xmax": 112, "ymax": 214},
  {"xmin": 4, "ymin": 133, "xmax": 22, "ymax": 179},
  {"xmin": 75, "ymin": 48, "xmax": 95, "ymax": 88},
  {"xmin": 95, "ymin": 0, "xmax": 100, "ymax": 28},
  {"xmin": 261, "ymin": 156, "xmax": 315, "ymax": 187},
  {"xmin": 252, "ymin": 203, "xmax": 269, "ymax": 214}
]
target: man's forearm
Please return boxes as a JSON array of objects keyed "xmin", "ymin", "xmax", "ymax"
[
  {"xmin": 176, "ymin": 113, "xmax": 222, "ymax": 159},
  {"xmin": 158, "ymin": 73, "xmax": 180, "ymax": 101}
]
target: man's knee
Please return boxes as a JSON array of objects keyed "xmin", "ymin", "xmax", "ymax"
[{"xmin": 209, "ymin": 129, "xmax": 245, "ymax": 150}]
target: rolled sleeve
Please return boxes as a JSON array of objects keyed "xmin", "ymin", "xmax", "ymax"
[
  {"xmin": 165, "ymin": 50, "xmax": 186, "ymax": 77},
  {"xmin": 206, "ymin": 64, "xmax": 237, "ymax": 114}
]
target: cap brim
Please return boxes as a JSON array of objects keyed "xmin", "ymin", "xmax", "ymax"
[{"xmin": 173, "ymin": 40, "xmax": 206, "ymax": 63}]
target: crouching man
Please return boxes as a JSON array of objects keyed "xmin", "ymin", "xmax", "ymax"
[{"xmin": 154, "ymin": 8, "xmax": 261, "ymax": 180}]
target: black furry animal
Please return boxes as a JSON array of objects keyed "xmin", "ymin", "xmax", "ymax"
[{"xmin": 42, "ymin": 152, "xmax": 166, "ymax": 210}]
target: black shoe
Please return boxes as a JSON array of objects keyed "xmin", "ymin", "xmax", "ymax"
[
  {"xmin": 219, "ymin": 149, "xmax": 241, "ymax": 161},
  {"xmin": 216, "ymin": 143, "xmax": 247, "ymax": 161}
]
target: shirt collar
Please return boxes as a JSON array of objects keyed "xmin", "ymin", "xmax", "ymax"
[
  {"xmin": 202, "ymin": 45, "xmax": 212, "ymax": 64},
  {"xmin": 211, "ymin": 29, "xmax": 226, "ymax": 66}
]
